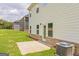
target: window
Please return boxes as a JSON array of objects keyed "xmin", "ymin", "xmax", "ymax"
[
  {"xmin": 48, "ymin": 23, "xmax": 52, "ymax": 28},
  {"xmin": 37, "ymin": 25, "xmax": 39, "ymax": 29},
  {"xmin": 48, "ymin": 23, "xmax": 53, "ymax": 37},
  {"xmin": 37, "ymin": 30, "xmax": 39, "ymax": 34},
  {"xmin": 30, "ymin": 26, "xmax": 31, "ymax": 33},
  {"xmin": 36, "ymin": 25, "xmax": 39, "ymax": 34},
  {"xmin": 30, "ymin": 13, "xmax": 31, "ymax": 17},
  {"xmin": 36, "ymin": 8, "xmax": 39, "ymax": 13},
  {"xmin": 25, "ymin": 19, "xmax": 29, "ymax": 29}
]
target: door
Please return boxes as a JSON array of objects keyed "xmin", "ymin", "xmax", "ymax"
[
  {"xmin": 44, "ymin": 25, "xmax": 46, "ymax": 38},
  {"xmin": 48, "ymin": 23, "xmax": 53, "ymax": 37}
]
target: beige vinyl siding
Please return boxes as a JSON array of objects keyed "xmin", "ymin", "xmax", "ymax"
[{"xmin": 29, "ymin": 3, "xmax": 79, "ymax": 43}]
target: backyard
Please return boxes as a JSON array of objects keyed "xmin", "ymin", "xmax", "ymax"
[{"xmin": 0, "ymin": 29, "xmax": 56, "ymax": 56}]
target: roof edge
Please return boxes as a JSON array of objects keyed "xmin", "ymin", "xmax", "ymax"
[{"xmin": 27, "ymin": 3, "xmax": 37, "ymax": 10}]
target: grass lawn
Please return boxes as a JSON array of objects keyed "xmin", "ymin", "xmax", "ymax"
[{"xmin": 0, "ymin": 29, "xmax": 56, "ymax": 56}]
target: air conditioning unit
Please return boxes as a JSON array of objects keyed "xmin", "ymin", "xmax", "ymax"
[{"xmin": 56, "ymin": 42, "xmax": 75, "ymax": 56}]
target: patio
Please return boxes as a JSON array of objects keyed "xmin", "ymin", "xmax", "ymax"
[{"xmin": 16, "ymin": 41, "xmax": 50, "ymax": 55}]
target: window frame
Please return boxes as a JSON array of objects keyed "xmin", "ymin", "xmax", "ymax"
[
  {"xmin": 30, "ymin": 26, "xmax": 31, "ymax": 33},
  {"xmin": 36, "ymin": 8, "xmax": 39, "ymax": 13},
  {"xmin": 36, "ymin": 25, "xmax": 39, "ymax": 34},
  {"xmin": 30, "ymin": 13, "xmax": 31, "ymax": 17},
  {"xmin": 48, "ymin": 23, "xmax": 53, "ymax": 37}
]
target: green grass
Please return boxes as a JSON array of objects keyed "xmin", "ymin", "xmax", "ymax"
[
  {"xmin": 0, "ymin": 29, "xmax": 32, "ymax": 56},
  {"xmin": 0, "ymin": 29, "xmax": 56, "ymax": 56}
]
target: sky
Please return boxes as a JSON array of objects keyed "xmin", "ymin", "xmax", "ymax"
[{"xmin": 0, "ymin": 3, "xmax": 30, "ymax": 22}]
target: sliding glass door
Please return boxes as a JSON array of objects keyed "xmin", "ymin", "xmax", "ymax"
[{"xmin": 48, "ymin": 23, "xmax": 53, "ymax": 37}]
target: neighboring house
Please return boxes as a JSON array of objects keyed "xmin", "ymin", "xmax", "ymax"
[
  {"xmin": 13, "ymin": 21, "xmax": 20, "ymax": 30},
  {"xmin": 27, "ymin": 3, "xmax": 79, "ymax": 55},
  {"xmin": 19, "ymin": 15, "xmax": 29, "ymax": 32}
]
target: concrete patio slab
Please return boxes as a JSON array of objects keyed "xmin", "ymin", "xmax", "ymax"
[{"xmin": 16, "ymin": 41, "xmax": 50, "ymax": 55}]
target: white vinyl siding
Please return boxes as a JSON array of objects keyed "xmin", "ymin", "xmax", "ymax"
[{"xmin": 29, "ymin": 3, "xmax": 79, "ymax": 43}]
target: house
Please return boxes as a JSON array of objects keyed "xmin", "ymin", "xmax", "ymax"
[
  {"xmin": 13, "ymin": 21, "xmax": 20, "ymax": 30},
  {"xmin": 19, "ymin": 15, "xmax": 29, "ymax": 32},
  {"xmin": 13, "ymin": 15, "xmax": 29, "ymax": 32},
  {"xmin": 27, "ymin": 3, "xmax": 79, "ymax": 55}
]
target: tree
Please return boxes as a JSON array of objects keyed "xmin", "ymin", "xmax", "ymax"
[{"xmin": 0, "ymin": 19, "xmax": 13, "ymax": 29}]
